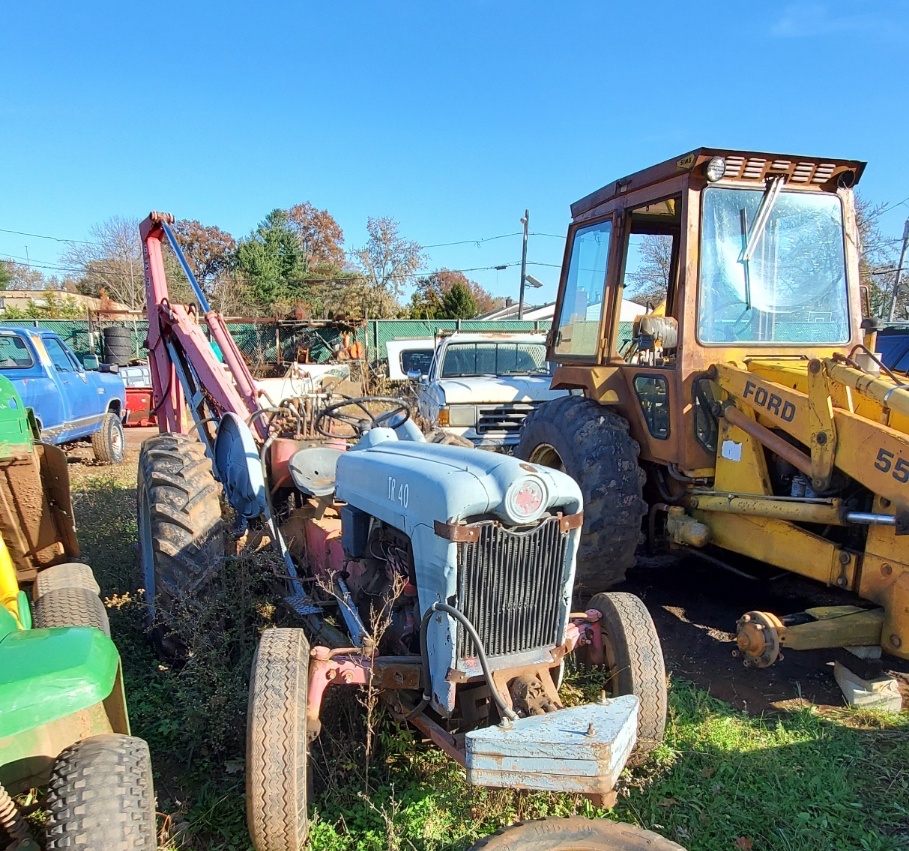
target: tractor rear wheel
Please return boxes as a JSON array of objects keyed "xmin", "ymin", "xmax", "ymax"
[
  {"xmin": 469, "ymin": 816, "xmax": 685, "ymax": 850},
  {"xmin": 247, "ymin": 628, "xmax": 311, "ymax": 851},
  {"xmin": 137, "ymin": 432, "xmax": 224, "ymax": 657},
  {"xmin": 585, "ymin": 592, "xmax": 667, "ymax": 757},
  {"xmin": 517, "ymin": 397, "xmax": 646, "ymax": 591},
  {"xmin": 45, "ymin": 734, "xmax": 156, "ymax": 851}
]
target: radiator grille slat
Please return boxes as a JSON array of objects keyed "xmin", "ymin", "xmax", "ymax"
[{"xmin": 456, "ymin": 516, "xmax": 569, "ymax": 659}]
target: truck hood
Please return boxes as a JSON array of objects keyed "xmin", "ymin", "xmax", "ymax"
[{"xmin": 436, "ymin": 376, "xmax": 565, "ymax": 405}]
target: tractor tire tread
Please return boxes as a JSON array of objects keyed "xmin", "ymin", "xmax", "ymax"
[
  {"xmin": 35, "ymin": 562, "xmax": 100, "ymax": 597},
  {"xmin": 468, "ymin": 815, "xmax": 685, "ymax": 850},
  {"xmin": 33, "ymin": 586, "xmax": 110, "ymax": 636},
  {"xmin": 587, "ymin": 591, "xmax": 667, "ymax": 756},
  {"xmin": 247, "ymin": 628, "xmax": 310, "ymax": 851},
  {"xmin": 517, "ymin": 397, "xmax": 645, "ymax": 590},
  {"xmin": 45, "ymin": 734, "xmax": 156, "ymax": 851}
]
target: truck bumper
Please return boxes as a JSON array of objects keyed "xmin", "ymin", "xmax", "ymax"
[{"xmin": 464, "ymin": 695, "xmax": 638, "ymax": 795}]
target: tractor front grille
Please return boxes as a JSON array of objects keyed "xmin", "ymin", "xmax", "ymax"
[
  {"xmin": 455, "ymin": 515, "xmax": 570, "ymax": 659},
  {"xmin": 475, "ymin": 403, "xmax": 538, "ymax": 435}
]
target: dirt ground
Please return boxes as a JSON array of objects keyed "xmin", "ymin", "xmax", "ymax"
[{"xmin": 99, "ymin": 425, "xmax": 909, "ymax": 716}]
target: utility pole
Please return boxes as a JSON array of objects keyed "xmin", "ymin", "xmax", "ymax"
[
  {"xmin": 518, "ymin": 210, "xmax": 529, "ymax": 320},
  {"xmin": 888, "ymin": 218, "xmax": 909, "ymax": 322}
]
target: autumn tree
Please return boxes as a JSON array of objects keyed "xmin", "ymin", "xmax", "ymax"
[
  {"xmin": 409, "ymin": 269, "xmax": 499, "ymax": 318},
  {"xmin": 2, "ymin": 261, "xmax": 49, "ymax": 291},
  {"xmin": 64, "ymin": 216, "xmax": 145, "ymax": 308},
  {"xmin": 286, "ymin": 202, "xmax": 346, "ymax": 268},
  {"xmin": 172, "ymin": 219, "xmax": 237, "ymax": 295},
  {"xmin": 350, "ymin": 217, "xmax": 425, "ymax": 317},
  {"xmin": 854, "ymin": 194, "xmax": 899, "ymax": 318}
]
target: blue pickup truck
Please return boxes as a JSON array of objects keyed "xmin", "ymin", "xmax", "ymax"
[{"xmin": 0, "ymin": 326, "xmax": 126, "ymax": 463}]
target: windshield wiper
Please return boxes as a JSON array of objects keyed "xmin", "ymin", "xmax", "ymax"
[{"xmin": 741, "ymin": 174, "xmax": 786, "ymax": 263}]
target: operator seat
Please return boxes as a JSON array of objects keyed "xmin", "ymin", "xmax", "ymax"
[{"xmin": 288, "ymin": 446, "xmax": 344, "ymax": 498}]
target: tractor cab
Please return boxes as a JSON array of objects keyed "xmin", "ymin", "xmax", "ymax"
[{"xmin": 548, "ymin": 148, "xmax": 866, "ymax": 472}]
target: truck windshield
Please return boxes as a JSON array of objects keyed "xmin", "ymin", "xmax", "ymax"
[
  {"xmin": 0, "ymin": 335, "xmax": 34, "ymax": 368},
  {"xmin": 440, "ymin": 342, "xmax": 549, "ymax": 377},
  {"xmin": 698, "ymin": 187, "xmax": 849, "ymax": 344}
]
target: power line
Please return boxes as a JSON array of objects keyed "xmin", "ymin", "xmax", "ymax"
[{"xmin": 0, "ymin": 226, "xmax": 94, "ymax": 245}]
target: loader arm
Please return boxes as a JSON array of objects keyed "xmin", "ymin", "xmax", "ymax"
[
  {"xmin": 708, "ymin": 359, "xmax": 909, "ymax": 658},
  {"xmin": 139, "ymin": 213, "xmax": 265, "ymax": 443}
]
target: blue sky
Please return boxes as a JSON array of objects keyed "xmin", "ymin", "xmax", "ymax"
[{"xmin": 2, "ymin": 0, "xmax": 908, "ymax": 306}]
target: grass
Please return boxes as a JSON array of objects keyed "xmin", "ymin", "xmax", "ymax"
[{"xmin": 69, "ymin": 460, "xmax": 909, "ymax": 851}]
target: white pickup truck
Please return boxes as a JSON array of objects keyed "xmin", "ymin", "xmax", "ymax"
[{"xmin": 402, "ymin": 331, "xmax": 567, "ymax": 447}]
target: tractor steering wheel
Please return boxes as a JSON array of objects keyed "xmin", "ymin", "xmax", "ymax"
[{"xmin": 315, "ymin": 396, "xmax": 412, "ymax": 438}]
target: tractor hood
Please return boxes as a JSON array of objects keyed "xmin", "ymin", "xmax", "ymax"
[{"xmin": 336, "ymin": 431, "xmax": 582, "ymax": 536}]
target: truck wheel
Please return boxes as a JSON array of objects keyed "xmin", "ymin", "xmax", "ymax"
[
  {"xmin": 45, "ymin": 734, "xmax": 156, "ymax": 851},
  {"xmin": 469, "ymin": 816, "xmax": 686, "ymax": 850},
  {"xmin": 137, "ymin": 433, "xmax": 224, "ymax": 657},
  {"xmin": 32, "ymin": 586, "xmax": 110, "ymax": 636},
  {"xmin": 247, "ymin": 629, "xmax": 311, "ymax": 851},
  {"xmin": 517, "ymin": 396, "xmax": 645, "ymax": 590},
  {"xmin": 584, "ymin": 592, "xmax": 667, "ymax": 757},
  {"xmin": 91, "ymin": 412, "xmax": 125, "ymax": 464}
]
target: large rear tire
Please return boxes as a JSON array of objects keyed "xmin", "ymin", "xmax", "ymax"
[
  {"xmin": 469, "ymin": 816, "xmax": 686, "ymax": 850},
  {"xmin": 247, "ymin": 628, "xmax": 311, "ymax": 851},
  {"xmin": 517, "ymin": 396, "xmax": 645, "ymax": 591},
  {"xmin": 137, "ymin": 433, "xmax": 224, "ymax": 656},
  {"xmin": 45, "ymin": 734, "xmax": 157, "ymax": 851},
  {"xmin": 585, "ymin": 592, "xmax": 667, "ymax": 757}
]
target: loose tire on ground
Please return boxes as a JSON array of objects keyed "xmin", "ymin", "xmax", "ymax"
[
  {"xmin": 91, "ymin": 412, "xmax": 125, "ymax": 464},
  {"xmin": 45, "ymin": 734, "xmax": 156, "ymax": 851},
  {"xmin": 35, "ymin": 562, "xmax": 100, "ymax": 597},
  {"xmin": 469, "ymin": 816, "xmax": 686, "ymax": 850},
  {"xmin": 32, "ymin": 586, "xmax": 110, "ymax": 636},
  {"xmin": 516, "ymin": 396, "xmax": 646, "ymax": 590},
  {"xmin": 247, "ymin": 628, "xmax": 311, "ymax": 851},
  {"xmin": 137, "ymin": 433, "xmax": 224, "ymax": 656},
  {"xmin": 427, "ymin": 429, "xmax": 475, "ymax": 448},
  {"xmin": 586, "ymin": 591, "xmax": 667, "ymax": 757}
]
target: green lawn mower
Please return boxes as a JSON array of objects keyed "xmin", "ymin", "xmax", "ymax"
[{"xmin": 0, "ymin": 375, "xmax": 156, "ymax": 851}]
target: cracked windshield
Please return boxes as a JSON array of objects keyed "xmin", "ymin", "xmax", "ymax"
[{"xmin": 698, "ymin": 187, "xmax": 849, "ymax": 344}]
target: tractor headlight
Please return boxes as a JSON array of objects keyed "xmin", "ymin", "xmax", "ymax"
[
  {"xmin": 503, "ymin": 477, "xmax": 548, "ymax": 524},
  {"xmin": 705, "ymin": 156, "xmax": 726, "ymax": 182},
  {"xmin": 447, "ymin": 405, "xmax": 476, "ymax": 427}
]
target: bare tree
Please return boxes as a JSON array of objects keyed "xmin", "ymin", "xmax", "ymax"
[
  {"xmin": 350, "ymin": 217, "xmax": 425, "ymax": 317},
  {"xmin": 63, "ymin": 216, "xmax": 145, "ymax": 308},
  {"xmin": 625, "ymin": 235, "xmax": 672, "ymax": 306},
  {"xmin": 854, "ymin": 193, "xmax": 899, "ymax": 318}
]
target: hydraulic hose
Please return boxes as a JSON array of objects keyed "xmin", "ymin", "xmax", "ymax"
[{"xmin": 430, "ymin": 602, "xmax": 519, "ymax": 723}]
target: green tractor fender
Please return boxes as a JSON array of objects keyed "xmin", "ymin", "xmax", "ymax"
[{"xmin": 0, "ymin": 625, "xmax": 129, "ymax": 791}]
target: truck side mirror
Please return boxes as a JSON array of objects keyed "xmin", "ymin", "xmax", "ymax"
[
  {"xmin": 406, "ymin": 369, "xmax": 425, "ymax": 382},
  {"xmin": 82, "ymin": 354, "xmax": 100, "ymax": 370}
]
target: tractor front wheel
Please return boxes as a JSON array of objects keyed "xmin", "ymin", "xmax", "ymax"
[
  {"xmin": 584, "ymin": 592, "xmax": 667, "ymax": 757},
  {"xmin": 137, "ymin": 432, "xmax": 224, "ymax": 657},
  {"xmin": 469, "ymin": 816, "xmax": 686, "ymax": 850},
  {"xmin": 247, "ymin": 628, "xmax": 311, "ymax": 851},
  {"xmin": 45, "ymin": 734, "xmax": 156, "ymax": 851},
  {"xmin": 517, "ymin": 397, "xmax": 645, "ymax": 592}
]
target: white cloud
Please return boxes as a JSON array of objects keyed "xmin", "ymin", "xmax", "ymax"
[{"xmin": 770, "ymin": 2, "xmax": 899, "ymax": 38}]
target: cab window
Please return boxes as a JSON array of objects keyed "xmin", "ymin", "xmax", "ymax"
[
  {"xmin": 44, "ymin": 337, "xmax": 77, "ymax": 372},
  {"xmin": 553, "ymin": 219, "xmax": 612, "ymax": 358}
]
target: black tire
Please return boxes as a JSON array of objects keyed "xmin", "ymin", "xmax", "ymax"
[
  {"xmin": 32, "ymin": 586, "xmax": 110, "ymax": 637},
  {"xmin": 137, "ymin": 433, "xmax": 224, "ymax": 656},
  {"xmin": 247, "ymin": 629, "xmax": 311, "ymax": 851},
  {"xmin": 45, "ymin": 734, "xmax": 156, "ymax": 851},
  {"xmin": 517, "ymin": 396, "xmax": 645, "ymax": 590},
  {"xmin": 35, "ymin": 562, "xmax": 100, "ymax": 597},
  {"xmin": 91, "ymin": 412, "xmax": 125, "ymax": 464},
  {"xmin": 586, "ymin": 592, "xmax": 667, "ymax": 757},
  {"xmin": 103, "ymin": 326, "xmax": 131, "ymax": 342},
  {"xmin": 427, "ymin": 429, "xmax": 474, "ymax": 448},
  {"xmin": 469, "ymin": 816, "xmax": 686, "ymax": 850}
]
